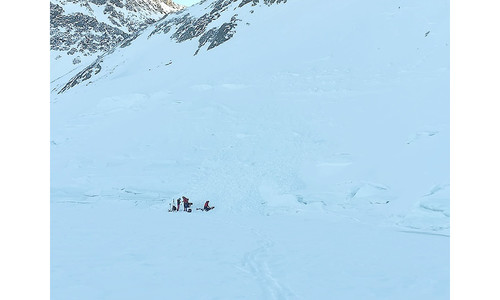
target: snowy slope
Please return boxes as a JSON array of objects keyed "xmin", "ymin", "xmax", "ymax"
[
  {"xmin": 50, "ymin": 0, "xmax": 184, "ymax": 87},
  {"xmin": 51, "ymin": 0, "xmax": 450, "ymax": 298}
]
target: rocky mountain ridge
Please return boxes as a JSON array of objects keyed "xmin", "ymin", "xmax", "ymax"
[
  {"xmin": 56, "ymin": 0, "xmax": 288, "ymax": 93},
  {"xmin": 50, "ymin": 0, "xmax": 184, "ymax": 66}
]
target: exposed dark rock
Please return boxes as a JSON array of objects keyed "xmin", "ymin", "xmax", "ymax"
[
  {"xmin": 120, "ymin": 31, "xmax": 141, "ymax": 48},
  {"xmin": 50, "ymin": 3, "xmax": 64, "ymax": 18},
  {"xmin": 51, "ymin": 10, "xmax": 130, "ymax": 55},
  {"xmin": 51, "ymin": 0, "xmax": 184, "ymax": 56},
  {"xmin": 239, "ymin": 0, "xmax": 259, "ymax": 7},
  {"xmin": 110, "ymin": 0, "xmax": 124, "ymax": 8},
  {"xmin": 207, "ymin": 21, "xmax": 238, "ymax": 50},
  {"xmin": 198, "ymin": 27, "xmax": 218, "ymax": 49},
  {"xmin": 59, "ymin": 60, "xmax": 103, "ymax": 94},
  {"xmin": 264, "ymin": 0, "xmax": 287, "ymax": 5},
  {"xmin": 149, "ymin": 0, "xmax": 287, "ymax": 56},
  {"xmin": 89, "ymin": 0, "xmax": 107, "ymax": 5}
]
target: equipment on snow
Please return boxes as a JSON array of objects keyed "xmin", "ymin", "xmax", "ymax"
[
  {"xmin": 168, "ymin": 199, "xmax": 178, "ymax": 212},
  {"xmin": 196, "ymin": 207, "xmax": 215, "ymax": 211}
]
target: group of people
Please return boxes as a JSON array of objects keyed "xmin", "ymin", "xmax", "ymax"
[{"xmin": 169, "ymin": 196, "xmax": 214, "ymax": 213}]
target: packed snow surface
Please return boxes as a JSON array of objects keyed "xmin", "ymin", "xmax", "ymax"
[{"xmin": 51, "ymin": 0, "xmax": 450, "ymax": 299}]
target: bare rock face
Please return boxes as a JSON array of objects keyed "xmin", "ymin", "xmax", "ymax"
[
  {"xmin": 149, "ymin": 0, "xmax": 287, "ymax": 55},
  {"xmin": 50, "ymin": 0, "xmax": 184, "ymax": 57}
]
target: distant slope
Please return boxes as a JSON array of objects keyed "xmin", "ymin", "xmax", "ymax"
[
  {"xmin": 53, "ymin": 0, "xmax": 288, "ymax": 93},
  {"xmin": 50, "ymin": 0, "xmax": 184, "ymax": 85}
]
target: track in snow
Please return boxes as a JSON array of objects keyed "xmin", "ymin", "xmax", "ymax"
[{"xmin": 241, "ymin": 233, "xmax": 297, "ymax": 300}]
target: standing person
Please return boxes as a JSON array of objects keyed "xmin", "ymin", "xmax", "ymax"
[
  {"xmin": 182, "ymin": 196, "xmax": 189, "ymax": 211},
  {"xmin": 169, "ymin": 199, "xmax": 177, "ymax": 212},
  {"xmin": 177, "ymin": 198, "xmax": 181, "ymax": 212},
  {"xmin": 204, "ymin": 200, "xmax": 214, "ymax": 211}
]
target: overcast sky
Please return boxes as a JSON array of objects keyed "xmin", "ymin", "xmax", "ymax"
[{"xmin": 175, "ymin": 0, "xmax": 199, "ymax": 6}]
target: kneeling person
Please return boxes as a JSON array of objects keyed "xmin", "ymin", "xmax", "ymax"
[{"xmin": 204, "ymin": 200, "xmax": 214, "ymax": 211}]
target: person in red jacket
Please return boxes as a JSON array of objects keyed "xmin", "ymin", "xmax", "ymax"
[
  {"xmin": 204, "ymin": 200, "xmax": 214, "ymax": 211},
  {"xmin": 182, "ymin": 196, "xmax": 190, "ymax": 211}
]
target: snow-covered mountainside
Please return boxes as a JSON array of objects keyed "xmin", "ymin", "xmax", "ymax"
[
  {"xmin": 51, "ymin": 0, "xmax": 450, "ymax": 299},
  {"xmin": 50, "ymin": 0, "xmax": 184, "ymax": 82},
  {"xmin": 51, "ymin": 0, "xmax": 287, "ymax": 92}
]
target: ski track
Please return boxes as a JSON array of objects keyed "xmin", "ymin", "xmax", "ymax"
[
  {"xmin": 397, "ymin": 230, "xmax": 450, "ymax": 238},
  {"xmin": 241, "ymin": 234, "xmax": 297, "ymax": 300}
]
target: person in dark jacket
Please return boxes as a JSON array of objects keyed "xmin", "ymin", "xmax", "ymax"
[
  {"xmin": 204, "ymin": 200, "xmax": 214, "ymax": 211},
  {"xmin": 182, "ymin": 196, "xmax": 192, "ymax": 211}
]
